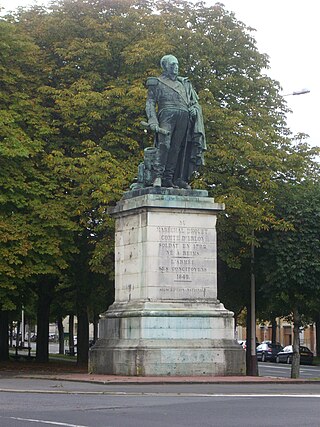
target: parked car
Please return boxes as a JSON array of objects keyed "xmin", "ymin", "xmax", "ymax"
[
  {"xmin": 276, "ymin": 345, "xmax": 313, "ymax": 365},
  {"xmin": 256, "ymin": 342, "xmax": 283, "ymax": 362}
]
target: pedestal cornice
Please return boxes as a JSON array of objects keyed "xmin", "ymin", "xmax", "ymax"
[{"xmin": 109, "ymin": 188, "xmax": 225, "ymax": 217}]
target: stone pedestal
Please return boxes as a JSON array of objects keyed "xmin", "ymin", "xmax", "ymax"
[{"xmin": 89, "ymin": 188, "xmax": 245, "ymax": 376}]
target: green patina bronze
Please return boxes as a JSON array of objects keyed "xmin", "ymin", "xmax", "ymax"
[{"xmin": 132, "ymin": 55, "xmax": 206, "ymax": 190}]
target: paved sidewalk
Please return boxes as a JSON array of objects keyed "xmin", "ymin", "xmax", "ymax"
[
  {"xmin": 21, "ymin": 372, "xmax": 314, "ymax": 385},
  {"xmin": 1, "ymin": 360, "xmax": 318, "ymax": 385}
]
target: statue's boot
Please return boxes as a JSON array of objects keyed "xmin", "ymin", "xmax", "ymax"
[
  {"xmin": 162, "ymin": 178, "xmax": 178, "ymax": 188},
  {"xmin": 175, "ymin": 178, "xmax": 191, "ymax": 189}
]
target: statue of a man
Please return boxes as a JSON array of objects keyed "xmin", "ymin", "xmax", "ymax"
[{"xmin": 145, "ymin": 54, "xmax": 206, "ymax": 189}]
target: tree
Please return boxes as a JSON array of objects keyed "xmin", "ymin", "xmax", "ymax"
[
  {"xmin": 8, "ymin": 0, "xmax": 174, "ymax": 363},
  {"xmin": 4, "ymin": 0, "xmax": 319, "ymax": 370},
  {"xmin": 259, "ymin": 179, "xmax": 320, "ymax": 378},
  {"xmin": 0, "ymin": 19, "xmax": 77, "ymax": 360}
]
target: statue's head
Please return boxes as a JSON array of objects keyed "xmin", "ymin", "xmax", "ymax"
[{"xmin": 160, "ymin": 55, "xmax": 179, "ymax": 78}]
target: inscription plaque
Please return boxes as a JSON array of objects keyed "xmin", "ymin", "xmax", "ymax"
[{"xmin": 155, "ymin": 220, "xmax": 217, "ymax": 300}]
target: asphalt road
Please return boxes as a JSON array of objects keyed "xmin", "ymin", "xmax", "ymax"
[
  {"xmin": 1, "ymin": 358, "xmax": 319, "ymax": 427},
  {"xmin": 1, "ymin": 379, "xmax": 320, "ymax": 427},
  {"xmin": 258, "ymin": 361, "xmax": 320, "ymax": 378}
]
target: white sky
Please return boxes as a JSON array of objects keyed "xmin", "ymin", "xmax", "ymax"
[
  {"xmin": 215, "ymin": 0, "xmax": 318, "ymax": 147},
  {"xmin": 1, "ymin": 0, "xmax": 318, "ymax": 146}
]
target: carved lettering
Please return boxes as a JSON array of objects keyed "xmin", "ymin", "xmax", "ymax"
[{"xmin": 157, "ymin": 224, "xmax": 213, "ymax": 288}]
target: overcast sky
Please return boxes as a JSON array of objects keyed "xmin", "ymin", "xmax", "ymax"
[
  {"xmin": 216, "ymin": 0, "xmax": 318, "ymax": 147},
  {"xmin": 1, "ymin": 0, "xmax": 318, "ymax": 146}
]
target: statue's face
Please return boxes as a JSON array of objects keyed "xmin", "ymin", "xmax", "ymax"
[{"xmin": 166, "ymin": 57, "xmax": 179, "ymax": 77}]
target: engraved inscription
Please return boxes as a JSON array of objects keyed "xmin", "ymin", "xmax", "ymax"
[
  {"xmin": 157, "ymin": 225, "xmax": 213, "ymax": 284},
  {"xmin": 159, "ymin": 287, "xmax": 207, "ymax": 297}
]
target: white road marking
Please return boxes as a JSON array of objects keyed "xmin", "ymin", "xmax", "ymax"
[
  {"xmin": 196, "ymin": 394, "xmax": 320, "ymax": 398},
  {"xmin": 6, "ymin": 417, "xmax": 88, "ymax": 427},
  {"xmin": 3, "ymin": 391, "xmax": 320, "ymax": 398},
  {"xmin": 261, "ymin": 365, "xmax": 292, "ymax": 370},
  {"xmin": 300, "ymin": 367, "xmax": 320, "ymax": 372},
  {"xmin": 2, "ymin": 387, "xmax": 320, "ymax": 398},
  {"xmin": 0, "ymin": 389, "xmax": 104, "ymax": 394}
]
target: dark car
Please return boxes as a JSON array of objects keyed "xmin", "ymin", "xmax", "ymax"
[
  {"xmin": 276, "ymin": 345, "xmax": 313, "ymax": 365},
  {"xmin": 256, "ymin": 342, "xmax": 283, "ymax": 362}
]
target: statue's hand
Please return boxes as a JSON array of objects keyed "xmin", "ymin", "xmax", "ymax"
[
  {"xmin": 189, "ymin": 105, "xmax": 197, "ymax": 118},
  {"xmin": 149, "ymin": 123, "xmax": 159, "ymax": 132}
]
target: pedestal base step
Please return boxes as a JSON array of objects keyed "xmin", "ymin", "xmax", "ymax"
[{"xmin": 89, "ymin": 338, "xmax": 245, "ymax": 376}]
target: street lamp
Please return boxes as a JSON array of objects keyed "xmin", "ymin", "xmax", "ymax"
[
  {"xmin": 283, "ymin": 88, "xmax": 310, "ymax": 97},
  {"xmin": 283, "ymin": 88, "xmax": 310, "ymax": 136}
]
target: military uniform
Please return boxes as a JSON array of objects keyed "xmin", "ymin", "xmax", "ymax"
[{"xmin": 146, "ymin": 74, "xmax": 195, "ymax": 187}]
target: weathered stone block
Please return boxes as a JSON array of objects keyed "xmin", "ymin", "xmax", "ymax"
[{"xmin": 89, "ymin": 189, "xmax": 245, "ymax": 376}]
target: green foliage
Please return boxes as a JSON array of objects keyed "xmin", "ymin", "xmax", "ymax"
[
  {"xmin": 259, "ymin": 180, "xmax": 320, "ymax": 316},
  {"xmin": 1, "ymin": 0, "xmax": 319, "ymax": 323},
  {"xmin": 0, "ymin": 20, "xmax": 76, "ymax": 310}
]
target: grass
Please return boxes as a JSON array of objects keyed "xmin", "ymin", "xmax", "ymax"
[
  {"xmin": 1, "ymin": 350, "xmax": 85, "ymax": 375},
  {"xmin": 49, "ymin": 353, "xmax": 77, "ymax": 362}
]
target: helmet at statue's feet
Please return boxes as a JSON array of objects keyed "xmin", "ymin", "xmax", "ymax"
[
  {"xmin": 153, "ymin": 177, "xmax": 162, "ymax": 187},
  {"xmin": 175, "ymin": 178, "xmax": 191, "ymax": 190}
]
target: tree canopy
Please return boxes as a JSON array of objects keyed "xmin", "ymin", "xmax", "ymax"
[
  {"xmin": 0, "ymin": 19, "xmax": 76, "ymax": 311},
  {"xmin": 1, "ymin": 0, "xmax": 319, "ymax": 364}
]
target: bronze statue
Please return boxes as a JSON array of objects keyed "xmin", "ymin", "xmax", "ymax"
[
  {"xmin": 145, "ymin": 54, "xmax": 206, "ymax": 189},
  {"xmin": 131, "ymin": 55, "xmax": 206, "ymax": 190}
]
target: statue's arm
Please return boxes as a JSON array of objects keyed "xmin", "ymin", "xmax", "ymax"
[
  {"xmin": 145, "ymin": 77, "xmax": 159, "ymax": 127},
  {"xmin": 183, "ymin": 79, "xmax": 200, "ymax": 119}
]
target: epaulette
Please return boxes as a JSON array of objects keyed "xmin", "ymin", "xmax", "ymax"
[
  {"xmin": 146, "ymin": 77, "xmax": 159, "ymax": 87},
  {"xmin": 177, "ymin": 76, "xmax": 189, "ymax": 83}
]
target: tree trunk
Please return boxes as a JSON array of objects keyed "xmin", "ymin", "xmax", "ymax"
[
  {"xmin": 15, "ymin": 321, "xmax": 21, "ymax": 356},
  {"xmin": 315, "ymin": 313, "xmax": 320, "ymax": 356},
  {"xmin": 245, "ymin": 305, "xmax": 258, "ymax": 375},
  {"xmin": 69, "ymin": 314, "xmax": 75, "ymax": 356},
  {"xmin": 0, "ymin": 310, "xmax": 9, "ymax": 361},
  {"xmin": 291, "ymin": 307, "xmax": 301, "ymax": 379},
  {"xmin": 246, "ymin": 237, "xmax": 258, "ymax": 376},
  {"xmin": 271, "ymin": 317, "xmax": 277, "ymax": 344},
  {"xmin": 93, "ymin": 312, "xmax": 99, "ymax": 343},
  {"xmin": 77, "ymin": 308, "xmax": 89, "ymax": 367},
  {"xmin": 57, "ymin": 316, "xmax": 64, "ymax": 355},
  {"xmin": 9, "ymin": 321, "xmax": 13, "ymax": 348},
  {"xmin": 26, "ymin": 319, "xmax": 31, "ymax": 350},
  {"xmin": 36, "ymin": 280, "xmax": 54, "ymax": 363}
]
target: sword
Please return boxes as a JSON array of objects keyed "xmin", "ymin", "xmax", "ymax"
[{"xmin": 140, "ymin": 121, "xmax": 170, "ymax": 136}]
